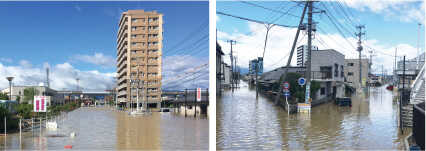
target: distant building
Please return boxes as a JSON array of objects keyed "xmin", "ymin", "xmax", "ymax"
[
  {"xmin": 344, "ymin": 59, "xmax": 370, "ymax": 88},
  {"xmin": 248, "ymin": 57, "xmax": 263, "ymax": 75},
  {"xmin": 217, "ymin": 42, "xmax": 224, "ymax": 95},
  {"xmin": 221, "ymin": 63, "xmax": 232, "ymax": 88},
  {"xmin": 396, "ymin": 52, "xmax": 425, "ymax": 88},
  {"xmin": 297, "ymin": 45, "xmax": 318, "ymax": 67},
  {"xmin": 1, "ymin": 86, "xmax": 64, "ymax": 105}
]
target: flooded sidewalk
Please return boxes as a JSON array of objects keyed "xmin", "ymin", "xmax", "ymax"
[{"xmin": 217, "ymin": 81, "xmax": 407, "ymax": 150}]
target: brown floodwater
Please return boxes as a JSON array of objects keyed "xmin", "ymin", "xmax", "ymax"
[
  {"xmin": 0, "ymin": 107, "xmax": 208, "ymax": 150},
  {"xmin": 217, "ymin": 81, "xmax": 407, "ymax": 150}
]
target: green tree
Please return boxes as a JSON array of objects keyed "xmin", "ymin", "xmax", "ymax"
[
  {"xmin": 276, "ymin": 72, "xmax": 321, "ymax": 103},
  {"xmin": 16, "ymin": 96, "xmax": 21, "ymax": 103},
  {"xmin": 16, "ymin": 104, "xmax": 33, "ymax": 119},
  {"xmin": 0, "ymin": 93, "xmax": 9, "ymax": 100},
  {"xmin": 23, "ymin": 87, "xmax": 38, "ymax": 104}
]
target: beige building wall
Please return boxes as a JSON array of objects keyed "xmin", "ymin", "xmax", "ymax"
[
  {"xmin": 344, "ymin": 59, "xmax": 370, "ymax": 88},
  {"xmin": 117, "ymin": 10, "xmax": 163, "ymax": 109}
]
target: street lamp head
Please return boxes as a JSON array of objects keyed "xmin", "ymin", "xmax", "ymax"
[{"xmin": 6, "ymin": 77, "xmax": 14, "ymax": 82}]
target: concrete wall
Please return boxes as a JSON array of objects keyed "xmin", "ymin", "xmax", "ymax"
[
  {"xmin": 344, "ymin": 59, "xmax": 369, "ymax": 88},
  {"xmin": 311, "ymin": 49, "xmax": 345, "ymax": 82}
]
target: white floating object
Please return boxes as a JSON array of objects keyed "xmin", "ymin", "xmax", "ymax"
[{"xmin": 46, "ymin": 121, "xmax": 58, "ymax": 130}]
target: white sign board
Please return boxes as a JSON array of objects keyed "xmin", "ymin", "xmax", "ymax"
[
  {"xmin": 34, "ymin": 96, "xmax": 48, "ymax": 112},
  {"xmin": 298, "ymin": 103, "xmax": 311, "ymax": 113},
  {"xmin": 196, "ymin": 88, "xmax": 202, "ymax": 102}
]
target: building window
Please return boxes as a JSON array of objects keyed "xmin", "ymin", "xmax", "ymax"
[
  {"xmin": 148, "ymin": 49, "xmax": 158, "ymax": 53},
  {"xmin": 132, "ymin": 42, "xmax": 137, "ymax": 46},
  {"xmin": 131, "ymin": 57, "xmax": 137, "ymax": 61},
  {"xmin": 131, "ymin": 34, "xmax": 137, "ymax": 38},
  {"xmin": 334, "ymin": 64, "xmax": 338, "ymax": 77},
  {"xmin": 340, "ymin": 65, "xmax": 344, "ymax": 77},
  {"xmin": 348, "ymin": 72, "xmax": 353, "ymax": 76},
  {"xmin": 348, "ymin": 63, "xmax": 354, "ymax": 66},
  {"xmin": 131, "ymin": 26, "xmax": 137, "ymax": 31},
  {"xmin": 131, "ymin": 18, "xmax": 138, "ymax": 23},
  {"xmin": 320, "ymin": 88, "xmax": 325, "ymax": 95}
]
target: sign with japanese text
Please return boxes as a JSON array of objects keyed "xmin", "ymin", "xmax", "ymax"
[{"xmin": 34, "ymin": 96, "xmax": 48, "ymax": 112}]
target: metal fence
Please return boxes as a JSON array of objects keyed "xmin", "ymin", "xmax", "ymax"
[{"xmin": 413, "ymin": 102, "xmax": 425, "ymax": 150}]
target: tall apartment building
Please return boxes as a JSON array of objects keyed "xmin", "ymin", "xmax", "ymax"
[
  {"xmin": 297, "ymin": 45, "xmax": 318, "ymax": 67},
  {"xmin": 116, "ymin": 10, "xmax": 163, "ymax": 109}
]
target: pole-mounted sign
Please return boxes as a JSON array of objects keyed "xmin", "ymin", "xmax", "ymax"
[
  {"xmin": 298, "ymin": 77, "xmax": 306, "ymax": 86},
  {"xmin": 34, "ymin": 96, "xmax": 47, "ymax": 112},
  {"xmin": 283, "ymin": 82, "xmax": 290, "ymax": 89}
]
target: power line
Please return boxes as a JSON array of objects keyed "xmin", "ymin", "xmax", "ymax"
[
  {"xmin": 217, "ymin": 11, "xmax": 299, "ymax": 28},
  {"xmin": 239, "ymin": 1, "xmax": 302, "ymax": 19}
]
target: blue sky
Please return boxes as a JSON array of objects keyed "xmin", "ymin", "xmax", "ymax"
[
  {"xmin": 0, "ymin": 1, "xmax": 209, "ymax": 90},
  {"xmin": 217, "ymin": 1, "xmax": 425, "ymax": 74}
]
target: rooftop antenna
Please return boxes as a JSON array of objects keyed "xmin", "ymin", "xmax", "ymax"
[
  {"xmin": 46, "ymin": 67, "xmax": 50, "ymax": 88},
  {"xmin": 76, "ymin": 78, "xmax": 80, "ymax": 91}
]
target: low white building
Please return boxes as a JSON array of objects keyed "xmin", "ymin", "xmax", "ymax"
[{"xmin": 1, "ymin": 86, "xmax": 64, "ymax": 105}]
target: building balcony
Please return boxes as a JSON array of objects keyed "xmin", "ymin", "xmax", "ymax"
[{"xmin": 311, "ymin": 71, "xmax": 333, "ymax": 80}]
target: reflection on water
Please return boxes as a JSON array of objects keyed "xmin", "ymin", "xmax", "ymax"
[
  {"xmin": 0, "ymin": 107, "xmax": 208, "ymax": 150},
  {"xmin": 217, "ymin": 81, "xmax": 406, "ymax": 150}
]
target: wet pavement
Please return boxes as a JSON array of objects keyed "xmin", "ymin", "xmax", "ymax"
[
  {"xmin": 217, "ymin": 81, "xmax": 407, "ymax": 150},
  {"xmin": 0, "ymin": 107, "xmax": 208, "ymax": 150}
]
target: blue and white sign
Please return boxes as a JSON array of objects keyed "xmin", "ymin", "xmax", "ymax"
[
  {"xmin": 284, "ymin": 91, "xmax": 290, "ymax": 97},
  {"xmin": 298, "ymin": 77, "xmax": 306, "ymax": 86}
]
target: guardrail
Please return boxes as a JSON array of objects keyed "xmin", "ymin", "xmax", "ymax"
[{"xmin": 410, "ymin": 65, "xmax": 425, "ymax": 102}]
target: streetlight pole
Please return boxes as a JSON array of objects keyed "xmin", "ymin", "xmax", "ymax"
[{"xmin": 6, "ymin": 77, "xmax": 14, "ymax": 100}]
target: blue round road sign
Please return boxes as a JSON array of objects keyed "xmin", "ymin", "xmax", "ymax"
[{"xmin": 298, "ymin": 77, "xmax": 306, "ymax": 86}]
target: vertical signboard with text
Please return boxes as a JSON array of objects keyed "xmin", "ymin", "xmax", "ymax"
[
  {"xmin": 34, "ymin": 96, "xmax": 48, "ymax": 112},
  {"xmin": 196, "ymin": 88, "xmax": 201, "ymax": 102}
]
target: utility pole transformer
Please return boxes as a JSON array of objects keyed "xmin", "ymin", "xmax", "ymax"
[{"xmin": 355, "ymin": 25, "xmax": 365, "ymax": 88}]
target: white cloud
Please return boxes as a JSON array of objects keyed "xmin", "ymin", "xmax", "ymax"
[
  {"xmin": 162, "ymin": 55, "xmax": 209, "ymax": 90},
  {"xmin": 19, "ymin": 60, "xmax": 32, "ymax": 68},
  {"xmin": 344, "ymin": 0, "xmax": 424, "ymax": 23},
  {"xmin": 73, "ymin": 52, "xmax": 115, "ymax": 68},
  {"xmin": 217, "ymin": 22, "xmax": 420, "ymax": 75},
  {"xmin": 0, "ymin": 58, "xmax": 12, "ymax": 64},
  {"xmin": 0, "ymin": 62, "xmax": 116, "ymax": 91}
]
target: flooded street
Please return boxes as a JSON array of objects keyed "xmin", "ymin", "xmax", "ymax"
[
  {"xmin": 217, "ymin": 81, "xmax": 407, "ymax": 150},
  {"xmin": 0, "ymin": 107, "xmax": 208, "ymax": 150}
]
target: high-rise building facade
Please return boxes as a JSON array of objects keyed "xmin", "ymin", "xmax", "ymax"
[
  {"xmin": 297, "ymin": 45, "xmax": 318, "ymax": 67},
  {"xmin": 116, "ymin": 10, "xmax": 163, "ymax": 109}
]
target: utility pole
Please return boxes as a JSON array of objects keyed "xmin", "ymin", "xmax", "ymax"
[
  {"xmin": 304, "ymin": 1, "xmax": 313, "ymax": 104},
  {"xmin": 394, "ymin": 48, "xmax": 398, "ymax": 84},
  {"xmin": 227, "ymin": 40, "xmax": 236, "ymax": 91},
  {"xmin": 76, "ymin": 78, "xmax": 80, "ymax": 91},
  {"xmin": 417, "ymin": 23, "xmax": 421, "ymax": 70},
  {"xmin": 257, "ymin": 24, "xmax": 275, "ymax": 99},
  {"xmin": 274, "ymin": 2, "xmax": 308, "ymax": 105},
  {"xmin": 355, "ymin": 25, "xmax": 365, "ymax": 88}
]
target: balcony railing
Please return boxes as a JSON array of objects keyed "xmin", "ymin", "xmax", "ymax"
[{"xmin": 311, "ymin": 71, "xmax": 332, "ymax": 80}]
